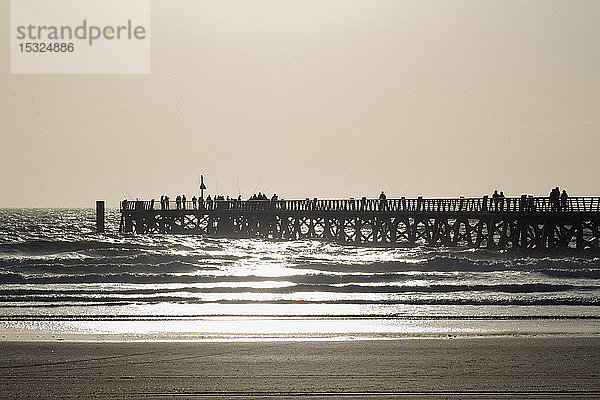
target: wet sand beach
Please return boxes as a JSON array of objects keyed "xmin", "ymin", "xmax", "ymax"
[{"xmin": 1, "ymin": 337, "xmax": 599, "ymax": 399}]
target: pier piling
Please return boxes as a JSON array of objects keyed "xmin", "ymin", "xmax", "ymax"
[{"xmin": 96, "ymin": 200, "xmax": 105, "ymax": 233}]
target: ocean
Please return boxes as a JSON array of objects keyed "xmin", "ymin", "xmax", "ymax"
[{"xmin": 1, "ymin": 208, "xmax": 600, "ymax": 340}]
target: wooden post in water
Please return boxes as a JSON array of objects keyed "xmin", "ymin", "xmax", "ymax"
[{"xmin": 96, "ymin": 201, "xmax": 105, "ymax": 233}]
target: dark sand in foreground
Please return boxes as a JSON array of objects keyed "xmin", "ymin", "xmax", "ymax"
[{"xmin": 1, "ymin": 337, "xmax": 599, "ymax": 399}]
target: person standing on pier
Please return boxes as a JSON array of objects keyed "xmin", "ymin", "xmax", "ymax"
[
  {"xmin": 379, "ymin": 191, "xmax": 387, "ymax": 211},
  {"xmin": 176, "ymin": 195, "xmax": 181, "ymax": 210},
  {"xmin": 192, "ymin": 196, "xmax": 197, "ymax": 210},
  {"xmin": 499, "ymin": 191, "xmax": 505, "ymax": 211},
  {"xmin": 182, "ymin": 194, "xmax": 186, "ymax": 209},
  {"xmin": 271, "ymin": 194, "xmax": 278, "ymax": 210},
  {"xmin": 550, "ymin": 187, "xmax": 560, "ymax": 211},
  {"xmin": 492, "ymin": 190, "xmax": 499, "ymax": 211},
  {"xmin": 561, "ymin": 190, "xmax": 569, "ymax": 211}
]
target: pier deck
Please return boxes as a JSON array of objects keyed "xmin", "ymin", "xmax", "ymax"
[{"xmin": 119, "ymin": 196, "xmax": 600, "ymax": 250}]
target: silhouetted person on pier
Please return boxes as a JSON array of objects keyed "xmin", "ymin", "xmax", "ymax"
[
  {"xmin": 379, "ymin": 191, "xmax": 387, "ymax": 210},
  {"xmin": 206, "ymin": 195, "xmax": 212, "ymax": 210},
  {"xmin": 550, "ymin": 187, "xmax": 560, "ymax": 211},
  {"xmin": 192, "ymin": 196, "xmax": 197, "ymax": 210},
  {"xmin": 499, "ymin": 191, "xmax": 505, "ymax": 211},
  {"xmin": 528, "ymin": 195, "xmax": 535, "ymax": 212},
  {"xmin": 160, "ymin": 195, "xmax": 164, "ymax": 210},
  {"xmin": 182, "ymin": 194, "xmax": 186, "ymax": 209},
  {"xmin": 492, "ymin": 190, "xmax": 499, "ymax": 211},
  {"xmin": 561, "ymin": 190, "xmax": 569, "ymax": 211},
  {"xmin": 165, "ymin": 195, "xmax": 170, "ymax": 209},
  {"xmin": 176, "ymin": 195, "xmax": 181, "ymax": 210}
]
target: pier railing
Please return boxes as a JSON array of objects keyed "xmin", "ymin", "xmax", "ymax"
[{"xmin": 120, "ymin": 196, "xmax": 600, "ymax": 214}]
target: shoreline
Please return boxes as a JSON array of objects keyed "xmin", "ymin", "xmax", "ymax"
[
  {"xmin": 1, "ymin": 315, "xmax": 599, "ymax": 342},
  {"xmin": 2, "ymin": 331, "xmax": 599, "ymax": 343}
]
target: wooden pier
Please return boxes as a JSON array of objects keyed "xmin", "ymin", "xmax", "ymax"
[{"xmin": 119, "ymin": 196, "xmax": 600, "ymax": 250}]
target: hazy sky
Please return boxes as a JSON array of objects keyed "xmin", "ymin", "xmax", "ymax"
[{"xmin": 1, "ymin": 0, "xmax": 599, "ymax": 207}]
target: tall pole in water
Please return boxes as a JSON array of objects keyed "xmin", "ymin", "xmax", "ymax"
[
  {"xmin": 200, "ymin": 175, "xmax": 207, "ymax": 199},
  {"xmin": 96, "ymin": 201, "xmax": 105, "ymax": 233}
]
